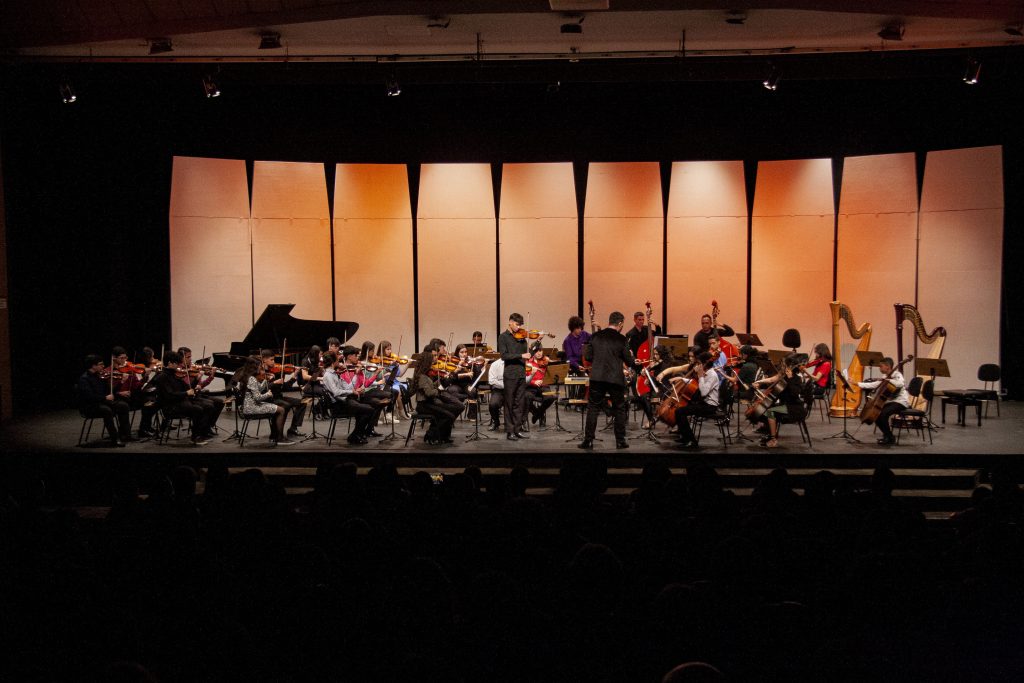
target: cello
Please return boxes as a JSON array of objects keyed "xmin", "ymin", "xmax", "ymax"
[
  {"xmin": 636, "ymin": 301, "xmax": 655, "ymax": 396},
  {"xmin": 859, "ymin": 355, "xmax": 914, "ymax": 425}
]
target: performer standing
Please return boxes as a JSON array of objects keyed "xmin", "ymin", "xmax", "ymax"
[
  {"xmin": 498, "ymin": 312, "xmax": 531, "ymax": 441},
  {"xmin": 625, "ymin": 310, "xmax": 662, "ymax": 358},
  {"xmin": 854, "ymin": 356, "xmax": 909, "ymax": 445},
  {"xmin": 580, "ymin": 311, "xmax": 635, "ymax": 450}
]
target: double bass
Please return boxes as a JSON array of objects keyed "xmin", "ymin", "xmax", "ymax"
[
  {"xmin": 636, "ymin": 301, "xmax": 655, "ymax": 396},
  {"xmin": 710, "ymin": 300, "xmax": 739, "ymax": 362},
  {"xmin": 859, "ymin": 355, "xmax": 914, "ymax": 425}
]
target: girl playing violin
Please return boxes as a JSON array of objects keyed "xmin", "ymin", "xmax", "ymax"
[
  {"xmin": 235, "ymin": 356, "xmax": 294, "ymax": 446},
  {"xmin": 525, "ymin": 342, "xmax": 555, "ymax": 427},
  {"xmin": 412, "ymin": 345, "xmax": 462, "ymax": 444}
]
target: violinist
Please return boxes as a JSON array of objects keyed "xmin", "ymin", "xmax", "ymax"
[
  {"xmin": 804, "ymin": 343, "xmax": 833, "ymax": 397},
  {"xmin": 179, "ymin": 346, "xmax": 226, "ymax": 433},
  {"xmin": 235, "ymin": 356, "xmax": 295, "ymax": 446},
  {"xmin": 498, "ymin": 312, "xmax": 531, "ymax": 441},
  {"xmin": 750, "ymin": 353, "xmax": 807, "ymax": 449},
  {"xmin": 854, "ymin": 356, "xmax": 909, "ymax": 446},
  {"xmin": 580, "ymin": 311, "xmax": 635, "ymax": 449},
  {"xmin": 110, "ymin": 346, "xmax": 159, "ymax": 438},
  {"xmin": 625, "ymin": 311, "xmax": 662, "ymax": 358},
  {"xmin": 673, "ymin": 351, "xmax": 720, "ymax": 449},
  {"xmin": 736, "ymin": 345, "xmax": 761, "ymax": 402},
  {"xmin": 76, "ymin": 354, "xmax": 133, "ymax": 446},
  {"xmin": 525, "ymin": 342, "xmax": 555, "ymax": 427},
  {"xmin": 377, "ymin": 339, "xmax": 411, "ymax": 421},
  {"xmin": 562, "ymin": 316, "xmax": 591, "ymax": 375},
  {"xmin": 694, "ymin": 314, "xmax": 735, "ymax": 354},
  {"xmin": 320, "ymin": 348, "xmax": 377, "ymax": 444},
  {"xmin": 325, "ymin": 337, "xmax": 342, "ymax": 356},
  {"xmin": 639, "ymin": 344, "xmax": 675, "ymax": 427},
  {"xmin": 299, "ymin": 345, "xmax": 326, "ymax": 400},
  {"xmin": 411, "ymin": 347, "xmax": 462, "ymax": 445},
  {"xmin": 260, "ymin": 349, "xmax": 306, "ymax": 438},
  {"xmin": 446, "ymin": 344, "xmax": 480, "ymax": 402},
  {"xmin": 150, "ymin": 350, "xmax": 217, "ymax": 445},
  {"xmin": 358, "ymin": 341, "xmax": 392, "ymax": 408}
]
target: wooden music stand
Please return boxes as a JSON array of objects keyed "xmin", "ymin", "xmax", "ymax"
[
  {"xmin": 916, "ymin": 357, "xmax": 950, "ymax": 379},
  {"xmin": 655, "ymin": 335, "xmax": 690, "ymax": 359},
  {"xmin": 736, "ymin": 333, "xmax": 763, "ymax": 347},
  {"xmin": 541, "ymin": 362, "xmax": 570, "ymax": 432}
]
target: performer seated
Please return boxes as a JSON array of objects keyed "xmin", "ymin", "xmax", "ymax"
[
  {"xmin": 526, "ymin": 342, "xmax": 555, "ymax": 427},
  {"xmin": 410, "ymin": 348, "xmax": 463, "ymax": 445},
  {"xmin": 109, "ymin": 346, "xmax": 158, "ymax": 438},
  {"xmin": 673, "ymin": 352, "xmax": 721, "ymax": 449},
  {"xmin": 299, "ymin": 345, "xmax": 326, "ymax": 401},
  {"xmin": 639, "ymin": 344, "xmax": 674, "ymax": 427},
  {"xmin": 178, "ymin": 346, "xmax": 225, "ymax": 435},
  {"xmin": 320, "ymin": 349, "xmax": 377, "ymax": 445},
  {"xmin": 736, "ymin": 345, "xmax": 761, "ymax": 402},
  {"xmin": 655, "ymin": 347, "xmax": 698, "ymax": 382},
  {"xmin": 76, "ymin": 354, "xmax": 133, "ymax": 446},
  {"xmin": 233, "ymin": 356, "xmax": 294, "ymax": 445},
  {"xmin": 751, "ymin": 353, "xmax": 807, "ymax": 449},
  {"xmin": 150, "ymin": 350, "xmax": 218, "ymax": 445},
  {"xmin": 486, "ymin": 357, "xmax": 505, "ymax": 431},
  {"xmin": 325, "ymin": 337, "xmax": 342, "ymax": 357},
  {"xmin": 694, "ymin": 314, "xmax": 735, "ymax": 354},
  {"xmin": 804, "ymin": 343, "xmax": 833, "ymax": 398},
  {"xmin": 259, "ymin": 349, "xmax": 306, "ymax": 438},
  {"xmin": 854, "ymin": 356, "xmax": 909, "ymax": 446},
  {"xmin": 357, "ymin": 341, "xmax": 393, "ymax": 427},
  {"xmin": 562, "ymin": 315, "xmax": 591, "ymax": 374}
]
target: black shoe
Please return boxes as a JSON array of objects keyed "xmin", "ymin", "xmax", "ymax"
[
  {"xmin": 192, "ymin": 436, "xmax": 211, "ymax": 446},
  {"xmin": 137, "ymin": 429, "xmax": 156, "ymax": 439},
  {"xmin": 365, "ymin": 430, "xmax": 383, "ymax": 438},
  {"xmin": 578, "ymin": 439, "xmax": 594, "ymax": 449},
  {"xmin": 489, "ymin": 424, "xmax": 502, "ymax": 432},
  {"xmin": 531, "ymin": 412, "xmax": 539, "ymax": 424},
  {"xmin": 514, "ymin": 432, "xmax": 530, "ymax": 439},
  {"xmin": 347, "ymin": 434, "xmax": 368, "ymax": 445},
  {"xmin": 506, "ymin": 433, "xmax": 520, "ymax": 441},
  {"xmin": 287, "ymin": 429, "xmax": 306, "ymax": 438},
  {"xmin": 616, "ymin": 440, "xmax": 630, "ymax": 449},
  {"xmin": 877, "ymin": 437, "xmax": 896, "ymax": 445}
]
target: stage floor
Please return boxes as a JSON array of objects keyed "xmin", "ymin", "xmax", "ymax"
[{"xmin": 2, "ymin": 399, "xmax": 1020, "ymax": 462}]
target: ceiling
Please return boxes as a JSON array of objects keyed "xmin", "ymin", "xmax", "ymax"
[{"xmin": 3, "ymin": 1, "xmax": 1022, "ymax": 62}]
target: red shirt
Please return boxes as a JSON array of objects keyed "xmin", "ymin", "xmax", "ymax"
[{"xmin": 807, "ymin": 359, "xmax": 831, "ymax": 388}]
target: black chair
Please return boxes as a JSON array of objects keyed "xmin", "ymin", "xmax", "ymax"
[
  {"xmin": 156, "ymin": 408, "xmax": 193, "ymax": 445},
  {"xmin": 690, "ymin": 408, "xmax": 732, "ymax": 447},
  {"xmin": 893, "ymin": 378, "xmax": 934, "ymax": 445},
  {"xmin": 404, "ymin": 398, "xmax": 436, "ymax": 446},
  {"xmin": 324, "ymin": 400, "xmax": 355, "ymax": 446},
  {"xmin": 976, "ymin": 363, "xmax": 1001, "ymax": 417},
  {"xmin": 77, "ymin": 411, "xmax": 106, "ymax": 445},
  {"xmin": 782, "ymin": 329, "xmax": 801, "ymax": 352},
  {"xmin": 810, "ymin": 369, "xmax": 834, "ymax": 422},
  {"xmin": 777, "ymin": 382, "xmax": 815, "ymax": 447}
]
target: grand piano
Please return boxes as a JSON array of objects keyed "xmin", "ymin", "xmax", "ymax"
[{"xmin": 211, "ymin": 304, "xmax": 359, "ymax": 371}]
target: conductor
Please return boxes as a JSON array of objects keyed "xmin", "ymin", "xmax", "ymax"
[{"xmin": 580, "ymin": 311, "xmax": 635, "ymax": 450}]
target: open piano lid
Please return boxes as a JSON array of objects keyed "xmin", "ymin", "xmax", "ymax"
[{"xmin": 212, "ymin": 304, "xmax": 358, "ymax": 370}]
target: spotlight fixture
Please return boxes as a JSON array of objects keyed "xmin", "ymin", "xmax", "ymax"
[
  {"xmin": 148, "ymin": 38, "xmax": 173, "ymax": 55},
  {"xmin": 1005, "ymin": 24, "xmax": 1023, "ymax": 37},
  {"xmin": 725, "ymin": 10, "xmax": 747, "ymax": 25},
  {"xmin": 59, "ymin": 83, "xmax": 76, "ymax": 104},
  {"xmin": 385, "ymin": 74, "xmax": 401, "ymax": 97},
  {"xmin": 201, "ymin": 74, "xmax": 221, "ymax": 98},
  {"xmin": 258, "ymin": 32, "xmax": 282, "ymax": 49},
  {"xmin": 963, "ymin": 57, "xmax": 981, "ymax": 85},
  {"xmin": 560, "ymin": 15, "xmax": 584, "ymax": 34},
  {"xmin": 877, "ymin": 22, "xmax": 904, "ymax": 41},
  {"xmin": 426, "ymin": 16, "xmax": 451, "ymax": 29},
  {"xmin": 762, "ymin": 66, "xmax": 780, "ymax": 91}
]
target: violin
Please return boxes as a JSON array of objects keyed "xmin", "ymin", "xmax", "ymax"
[
  {"xmin": 267, "ymin": 363, "xmax": 296, "ymax": 375},
  {"xmin": 513, "ymin": 328, "xmax": 556, "ymax": 341}
]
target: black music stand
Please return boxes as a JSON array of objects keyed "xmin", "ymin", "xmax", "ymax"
[
  {"xmin": 915, "ymin": 357, "xmax": 950, "ymax": 428},
  {"xmin": 856, "ymin": 351, "xmax": 886, "ymax": 381},
  {"xmin": 826, "ymin": 370, "xmax": 860, "ymax": 443},
  {"xmin": 542, "ymin": 363, "xmax": 570, "ymax": 433},
  {"xmin": 736, "ymin": 333, "xmax": 763, "ymax": 347}
]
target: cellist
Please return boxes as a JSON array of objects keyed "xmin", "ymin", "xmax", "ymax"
[
  {"xmin": 673, "ymin": 351, "xmax": 720, "ymax": 449},
  {"xmin": 853, "ymin": 356, "xmax": 909, "ymax": 446}
]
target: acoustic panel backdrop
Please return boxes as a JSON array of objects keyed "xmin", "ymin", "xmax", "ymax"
[
  {"xmin": 667, "ymin": 161, "xmax": 748, "ymax": 338},
  {"xmin": 333, "ymin": 164, "xmax": 414, "ymax": 353},
  {"xmin": 584, "ymin": 162, "xmax": 663, "ymax": 326},
  {"xmin": 499, "ymin": 163, "xmax": 578, "ymax": 342},
  {"xmin": 169, "ymin": 156, "xmax": 252, "ymax": 354},
  {"xmin": 751, "ymin": 158, "xmax": 835, "ymax": 354}
]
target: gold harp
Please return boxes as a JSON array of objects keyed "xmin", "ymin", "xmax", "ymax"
[
  {"xmin": 829, "ymin": 301, "xmax": 872, "ymax": 417},
  {"xmin": 895, "ymin": 303, "xmax": 947, "ymax": 409}
]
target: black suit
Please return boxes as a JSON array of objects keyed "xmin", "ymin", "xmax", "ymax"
[
  {"xmin": 498, "ymin": 329, "xmax": 528, "ymax": 435},
  {"xmin": 582, "ymin": 327, "xmax": 635, "ymax": 441}
]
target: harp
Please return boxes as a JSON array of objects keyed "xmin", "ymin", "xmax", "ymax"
[
  {"xmin": 895, "ymin": 303, "xmax": 946, "ymax": 409},
  {"xmin": 829, "ymin": 301, "xmax": 872, "ymax": 417}
]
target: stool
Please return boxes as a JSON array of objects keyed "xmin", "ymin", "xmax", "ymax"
[{"xmin": 941, "ymin": 395, "xmax": 982, "ymax": 426}]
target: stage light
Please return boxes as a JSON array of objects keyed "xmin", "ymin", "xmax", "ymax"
[
  {"xmin": 725, "ymin": 10, "xmax": 747, "ymax": 25},
  {"xmin": 963, "ymin": 57, "xmax": 981, "ymax": 85},
  {"xmin": 1005, "ymin": 24, "xmax": 1023, "ymax": 37},
  {"xmin": 561, "ymin": 15, "xmax": 584, "ymax": 34},
  {"xmin": 202, "ymin": 74, "xmax": 221, "ymax": 98},
  {"xmin": 148, "ymin": 38, "xmax": 173, "ymax": 55},
  {"xmin": 385, "ymin": 74, "xmax": 401, "ymax": 97},
  {"xmin": 877, "ymin": 22, "xmax": 905, "ymax": 41},
  {"xmin": 258, "ymin": 32, "xmax": 282, "ymax": 50},
  {"xmin": 59, "ymin": 83, "xmax": 76, "ymax": 104},
  {"xmin": 762, "ymin": 66, "xmax": 780, "ymax": 91}
]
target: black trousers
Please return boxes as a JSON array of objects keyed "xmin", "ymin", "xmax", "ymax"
[
  {"xmin": 193, "ymin": 395, "xmax": 225, "ymax": 434},
  {"xmin": 272, "ymin": 395, "xmax": 305, "ymax": 430},
  {"xmin": 526, "ymin": 385, "xmax": 555, "ymax": 422},
  {"xmin": 331, "ymin": 397, "xmax": 375, "ymax": 436},
  {"xmin": 503, "ymin": 376, "xmax": 527, "ymax": 434},
  {"xmin": 82, "ymin": 400, "xmax": 131, "ymax": 440},
  {"xmin": 674, "ymin": 401, "xmax": 718, "ymax": 444},
  {"xmin": 876, "ymin": 401, "xmax": 905, "ymax": 440},
  {"xmin": 418, "ymin": 397, "xmax": 462, "ymax": 439},
  {"xmin": 488, "ymin": 388, "xmax": 504, "ymax": 425},
  {"xmin": 584, "ymin": 380, "xmax": 627, "ymax": 441},
  {"xmin": 165, "ymin": 398, "xmax": 217, "ymax": 436}
]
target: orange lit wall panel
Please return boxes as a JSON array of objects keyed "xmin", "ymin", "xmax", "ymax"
[
  {"xmin": 584, "ymin": 162, "xmax": 663, "ymax": 325},
  {"xmin": 169, "ymin": 156, "xmax": 252, "ymax": 353},
  {"xmin": 499, "ymin": 163, "xmax": 577, "ymax": 340},
  {"xmin": 751, "ymin": 159, "xmax": 834, "ymax": 353},
  {"xmin": 250, "ymin": 161, "xmax": 333, "ymax": 326},
  {"xmin": 333, "ymin": 164, "xmax": 414, "ymax": 351},
  {"xmin": 919, "ymin": 146, "xmax": 1003, "ymax": 389},
  {"xmin": 417, "ymin": 163, "xmax": 496, "ymax": 346},
  {"xmin": 667, "ymin": 161, "xmax": 747, "ymax": 338},
  {"xmin": 836, "ymin": 153, "xmax": 918, "ymax": 363}
]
